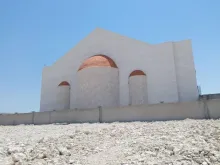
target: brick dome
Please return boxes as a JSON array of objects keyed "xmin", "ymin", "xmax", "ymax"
[
  {"xmin": 58, "ymin": 81, "xmax": 70, "ymax": 86},
  {"xmin": 78, "ymin": 55, "xmax": 118, "ymax": 71},
  {"xmin": 129, "ymin": 70, "xmax": 146, "ymax": 77}
]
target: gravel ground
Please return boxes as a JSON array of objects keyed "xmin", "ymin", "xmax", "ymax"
[{"xmin": 0, "ymin": 119, "xmax": 220, "ymax": 165}]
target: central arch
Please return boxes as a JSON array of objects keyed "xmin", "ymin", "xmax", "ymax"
[
  {"xmin": 78, "ymin": 55, "xmax": 118, "ymax": 71},
  {"xmin": 76, "ymin": 55, "xmax": 119, "ymax": 109}
]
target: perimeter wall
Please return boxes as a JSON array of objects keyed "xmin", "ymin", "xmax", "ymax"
[{"xmin": 0, "ymin": 98, "xmax": 219, "ymax": 125}]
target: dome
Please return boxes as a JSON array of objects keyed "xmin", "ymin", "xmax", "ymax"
[
  {"xmin": 58, "ymin": 81, "xmax": 70, "ymax": 86},
  {"xmin": 129, "ymin": 70, "xmax": 146, "ymax": 77},
  {"xmin": 78, "ymin": 55, "xmax": 118, "ymax": 71}
]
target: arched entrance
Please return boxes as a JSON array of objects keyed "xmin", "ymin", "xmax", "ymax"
[
  {"xmin": 56, "ymin": 81, "xmax": 70, "ymax": 110},
  {"xmin": 129, "ymin": 70, "xmax": 148, "ymax": 105},
  {"xmin": 77, "ymin": 55, "xmax": 119, "ymax": 109}
]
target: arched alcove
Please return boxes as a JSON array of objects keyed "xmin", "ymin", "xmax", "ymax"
[
  {"xmin": 56, "ymin": 81, "xmax": 70, "ymax": 110},
  {"xmin": 58, "ymin": 81, "xmax": 70, "ymax": 86},
  {"xmin": 77, "ymin": 55, "xmax": 119, "ymax": 109},
  {"xmin": 129, "ymin": 70, "xmax": 148, "ymax": 105},
  {"xmin": 78, "ymin": 55, "xmax": 118, "ymax": 71}
]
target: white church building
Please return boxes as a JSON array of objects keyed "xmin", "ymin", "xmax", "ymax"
[{"xmin": 40, "ymin": 28, "xmax": 199, "ymax": 112}]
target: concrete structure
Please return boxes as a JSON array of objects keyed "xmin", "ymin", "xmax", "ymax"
[
  {"xmin": 40, "ymin": 28, "xmax": 198, "ymax": 112},
  {"xmin": 1, "ymin": 97, "xmax": 220, "ymax": 125}
]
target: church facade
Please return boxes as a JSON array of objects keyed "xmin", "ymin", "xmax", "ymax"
[{"xmin": 40, "ymin": 28, "xmax": 199, "ymax": 112}]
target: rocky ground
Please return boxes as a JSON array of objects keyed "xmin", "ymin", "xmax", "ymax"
[{"xmin": 0, "ymin": 119, "xmax": 220, "ymax": 165}]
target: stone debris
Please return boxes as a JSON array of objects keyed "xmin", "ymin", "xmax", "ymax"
[{"xmin": 0, "ymin": 119, "xmax": 220, "ymax": 165}]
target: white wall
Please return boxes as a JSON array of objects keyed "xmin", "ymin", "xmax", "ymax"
[
  {"xmin": 1, "ymin": 99, "xmax": 219, "ymax": 126},
  {"xmin": 40, "ymin": 28, "xmax": 197, "ymax": 111},
  {"xmin": 50, "ymin": 109, "xmax": 99, "ymax": 123},
  {"xmin": 207, "ymin": 99, "xmax": 220, "ymax": 119},
  {"xmin": 33, "ymin": 111, "xmax": 50, "ymax": 125},
  {"xmin": 56, "ymin": 86, "xmax": 70, "ymax": 110},
  {"xmin": 76, "ymin": 67, "xmax": 119, "ymax": 109},
  {"xmin": 129, "ymin": 75, "xmax": 148, "ymax": 105},
  {"xmin": 101, "ymin": 101, "xmax": 205, "ymax": 122},
  {"xmin": 173, "ymin": 40, "xmax": 199, "ymax": 102},
  {"xmin": 0, "ymin": 113, "xmax": 33, "ymax": 125},
  {"xmin": 40, "ymin": 67, "xmax": 73, "ymax": 112}
]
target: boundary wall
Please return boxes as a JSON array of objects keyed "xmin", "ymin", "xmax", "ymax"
[{"xmin": 0, "ymin": 98, "xmax": 219, "ymax": 125}]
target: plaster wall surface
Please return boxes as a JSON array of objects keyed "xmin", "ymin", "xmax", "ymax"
[
  {"xmin": 56, "ymin": 86, "xmax": 70, "ymax": 110},
  {"xmin": 173, "ymin": 40, "xmax": 199, "ymax": 101},
  {"xmin": 0, "ymin": 114, "xmax": 15, "ymax": 125},
  {"xmin": 40, "ymin": 28, "xmax": 198, "ymax": 111},
  {"xmin": 102, "ymin": 101, "xmax": 205, "ymax": 122},
  {"xmin": 50, "ymin": 109, "xmax": 99, "ymax": 123},
  {"xmin": 0, "ymin": 113, "xmax": 33, "ymax": 125},
  {"xmin": 1, "ymin": 99, "xmax": 220, "ymax": 125},
  {"xmin": 40, "ymin": 69, "xmax": 72, "ymax": 111},
  {"xmin": 33, "ymin": 111, "xmax": 50, "ymax": 125},
  {"xmin": 207, "ymin": 99, "xmax": 220, "ymax": 119},
  {"xmin": 12, "ymin": 113, "xmax": 33, "ymax": 125},
  {"xmin": 76, "ymin": 67, "xmax": 119, "ymax": 109},
  {"xmin": 129, "ymin": 75, "xmax": 148, "ymax": 105}
]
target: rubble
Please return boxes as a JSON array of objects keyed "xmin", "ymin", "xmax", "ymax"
[{"xmin": 0, "ymin": 119, "xmax": 219, "ymax": 165}]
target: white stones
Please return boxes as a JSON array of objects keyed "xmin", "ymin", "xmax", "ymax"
[
  {"xmin": 37, "ymin": 153, "xmax": 47, "ymax": 159},
  {"xmin": 0, "ymin": 119, "xmax": 219, "ymax": 164},
  {"xmin": 7, "ymin": 146, "xmax": 24, "ymax": 154},
  {"xmin": 12, "ymin": 153, "xmax": 26, "ymax": 163},
  {"xmin": 0, "ymin": 157, "xmax": 14, "ymax": 165},
  {"xmin": 57, "ymin": 147, "xmax": 71, "ymax": 156}
]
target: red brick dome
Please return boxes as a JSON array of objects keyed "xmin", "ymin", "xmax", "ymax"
[
  {"xmin": 78, "ymin": 55, "xmax": 118, "ymax": 71},
  {"xmin": 58, "ymin": 81, "xmax": 70, "ymax": 86},
  {"xmin": 129, "ymin": 70, "xmax": 146, "ymax": 77}
]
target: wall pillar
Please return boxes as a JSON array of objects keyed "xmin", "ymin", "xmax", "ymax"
[
  {"xmin": 119, "ymin": 73, "xmax": 129, "ymax": 106},
  {"xmin": 32, "ymin": 111, "xmax": 35, "ymax": 124}
]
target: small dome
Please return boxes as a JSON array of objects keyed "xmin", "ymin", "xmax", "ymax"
[
  {"xmin": 78, "ymin": 55, "xmax": 118, "ymax": 71},
  {"xmin": 58, "ymin": 81, "xmax": 70, "ymax": 86},
  {"xmin": 129, "ymin": 70, "xmax": 146, "ymax": 77}
]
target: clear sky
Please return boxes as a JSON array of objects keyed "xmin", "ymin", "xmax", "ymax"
[{"xmin": 0, "ymin": 0, "xmax": 220, "ymax": 113}]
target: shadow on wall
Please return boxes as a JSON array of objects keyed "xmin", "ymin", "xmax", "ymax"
[{"xmin": 0, "ymin": 98, "xmax": 220, "ymax": 125}]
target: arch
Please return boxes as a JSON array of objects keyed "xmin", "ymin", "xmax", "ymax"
[
  {"xmin": 78, "ymin": 54, "xmax": 118, "ymax": 71},
  {"xmin": 56, "ymin": 81, "xmax": 70, "ymax": 110},
  {"xmin": 58, "ymin": 81, "xmax": 70, "ymax": 86},
  {"xmin": 76, "ymin": 54, "xmax": 119, "ymax": 109},
  {"xmin": 129, "ymin": 70, "xmax": 146, "ymax": 77},
  {"xmin": 129, "ymin": 69, "xmax": 147, "ymax": 105}
]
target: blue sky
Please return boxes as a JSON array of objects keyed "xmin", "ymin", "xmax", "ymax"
[{"xmin": 0, "ymin": 0, "xmax": 219, "ymax": 113}]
